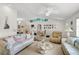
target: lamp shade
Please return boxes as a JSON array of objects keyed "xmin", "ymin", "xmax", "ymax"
[
  {"xmin": 65, "ymin": 27, "xmax": 73, "ymax": 32},
  {"xmin": 65, "ymin": 23, "xmax": 73, "ymax": 32}
]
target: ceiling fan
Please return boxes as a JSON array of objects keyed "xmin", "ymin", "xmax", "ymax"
[{"xmin": 39, "ymin": 7, "xmax": 59, "ymax": 16}]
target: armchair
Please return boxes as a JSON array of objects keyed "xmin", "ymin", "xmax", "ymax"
[
  {"xmin": 36, "ymin": 30, "xmax": 46, "ymax": 41},
  {"xmin": 50, "ymin": 31, "xmax": 62, "ymax": 44}
]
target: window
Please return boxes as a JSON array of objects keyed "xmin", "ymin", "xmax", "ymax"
[{"xmin": 76, "ymin": 19, "xmax": 79, "ymax": 37}]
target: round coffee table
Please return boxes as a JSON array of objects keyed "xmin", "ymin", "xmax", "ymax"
[{"xmin": 37, "ymin": 38, "xmax": 52, "ymax": 54}]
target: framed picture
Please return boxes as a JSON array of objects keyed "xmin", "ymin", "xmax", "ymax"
[
  {"xmin": 4, "ymin": 16, "xmax": 10, "ymax": 29},
  {"xmin": 71, "ymin": 21, "xmax": 73, "ymax": 25},
  {"xmin": 70, "ymin": 21, "xmax": 73, "ymax": 30},
  {"xmin": 31, "ymin": 24, "xmax": 34, "ymax": 28}
]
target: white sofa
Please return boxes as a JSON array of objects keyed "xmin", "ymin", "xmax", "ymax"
[
  {"xmin": 5, "ymin": 34, "xmax": 34, "ymax": 55},
  {"xmin": 0, "ymin": 29, "xmax": 34, "ymax": 55},
  {"xmin": 62, "ymin": 38, "xmax": 79, "ymax": 55}
]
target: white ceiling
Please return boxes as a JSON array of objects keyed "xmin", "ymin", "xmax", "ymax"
[{"xmin": 1, "ymin": 3, "xmax": 79, "ymax": 20}]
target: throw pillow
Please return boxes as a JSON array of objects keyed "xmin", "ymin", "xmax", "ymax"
[
  {"xmin": 14, "ymin": 34, "xmax": 27, "ymax": 42},
  {"xmin": 74, "ymin": 39, "xmax": 79, "ymax": 49}
]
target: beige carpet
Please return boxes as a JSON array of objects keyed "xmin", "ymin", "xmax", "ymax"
[{"xmin": 17, "ymin": 41, "xmax": 64, "ymax": 55}]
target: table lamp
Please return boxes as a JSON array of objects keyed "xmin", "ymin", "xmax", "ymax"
[{"xmin": 65, "ymin": 23, "xmax": 73, "ymax": 38}]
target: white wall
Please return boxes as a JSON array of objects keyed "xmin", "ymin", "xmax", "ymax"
[
  {"xmin": 26, "ymin": 19, "xmax": 65, "ymax": 37},
  {"xmin": 0, "ymin": 5, "xmax": 17, "ymax": 37},
  {"xmin": 0, "ymin": 5, "xmax": 17, "ymax": 30},
  {"xmin": 65, "ymin": 12, "xmax": 79, "ymax": 37}
]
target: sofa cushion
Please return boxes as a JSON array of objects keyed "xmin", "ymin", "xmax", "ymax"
[
  {"xmin": 14, "ymin": 34, "xmax": 27, "ymax": 42},
  {"xmin": 66, "ymin": 37, "xmax": 77, "ymax": 46},
  {"xmin": 5, "ymin": 36, "xmax": 16, "ymax": 49}
]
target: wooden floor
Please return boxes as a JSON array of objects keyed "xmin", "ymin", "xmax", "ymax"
[{"xmin": 17, "ymin": 41, "xmax": 64, "ymax": 55}]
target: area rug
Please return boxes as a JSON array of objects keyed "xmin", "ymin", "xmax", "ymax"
[{"xmin": 17, "ymin": 41, "xmax": 64, "ymax": 55}]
